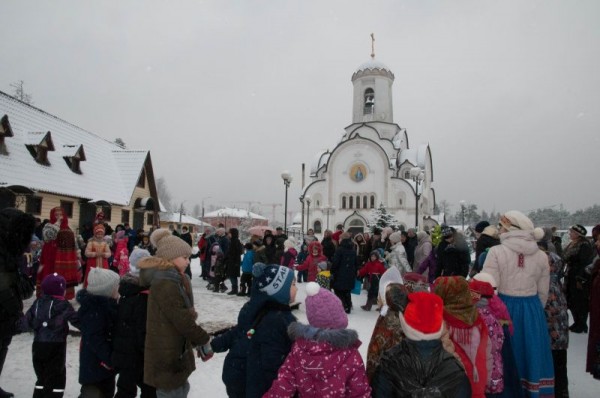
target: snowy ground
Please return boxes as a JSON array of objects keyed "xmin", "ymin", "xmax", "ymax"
[{"xmin": 2, "ymin": 258, "xmax": 598, "ymax": 397}]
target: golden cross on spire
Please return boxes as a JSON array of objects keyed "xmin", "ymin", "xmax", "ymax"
[{"xmin": 370, "ymin": 33, "xmax": 375, "ymax": 59}]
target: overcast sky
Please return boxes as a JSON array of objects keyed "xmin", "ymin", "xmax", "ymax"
[{"xmin": 2, "ymin": 0, "xmax": 599, "ymax": 220}]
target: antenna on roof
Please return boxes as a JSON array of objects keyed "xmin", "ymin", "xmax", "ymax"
[{"xmin": 370, "ymin": 33, "xmax": 375, "ymax": 59}]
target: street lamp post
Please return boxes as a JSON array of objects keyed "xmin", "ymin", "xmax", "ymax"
[
  {"xmin": 201, "ymin": 196, "xmax": 211, "ymax": 233},
  {"xmin": 410, "ymin": 167, "xmax": 425, "ymax": 231},
  {"xmin": 281, "ymin": 171, "xmax": 292, "ymax": 235},
  {"xmin": 460, "ymin": 200, "xmax": 466, "ymax": 231},
  {"xmin": 300, "ymin": 196, "xmax": 305, "ymax": 235},
  {"xmin": 305, "ymin": 197, "xmax": 312, "ymax": 233}
]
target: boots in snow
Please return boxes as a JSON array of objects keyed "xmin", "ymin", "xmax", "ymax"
[
  {"xmin": 237, "ymin": 286, "xmax": 246, "ymax": 296},
  {"xmin": 361, "ymin": 298, "xmax": 376, "ymax": 311},
  {"xmin": 227, "ymin": 287, "xmax": 238, "ymax": 295},
  {"xmin": 219, "ymin": 283, "xmax": 228, "ymax": 293}
]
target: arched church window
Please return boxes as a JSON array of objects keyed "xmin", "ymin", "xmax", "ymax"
[
  {"xmin": 370, "ymin": 195, "xmax": 375, "ymax": 209},
  {"xmin": 364, "ymin": 88, "xmax": 375, "ymax": 115},
  {"xmin": 316, "ymin": 200, "xmax": 320, "ymax": 207},
  {"xmin": 356, "ymin": 196, "xmax": 360, "ymax": 209},
  {"xmin": 399, "ymin": 198, "xmax": 403, "ymax": 208},
  {"xmin": 349, "ymin": 196, "xmax": 354, "ymax": 209},
  {"xmin": 314, "ymin": 220, "xmax": 322, "ymax": 234},
  {"xmin": 363, "ymin": 196, "xmax": 368, "ymax": 209},
  {"xmin": 342, "ymin": 196, "xmax": 347, "ymax": 209}
]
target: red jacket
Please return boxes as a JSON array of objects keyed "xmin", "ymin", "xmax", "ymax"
[
  {"xmin": 358, "ymin": 260, "xmax": 386, "ymax": 278},
  {"xmin": 296, "ymin": 242, "xmax": 327, "ymax": 282}
]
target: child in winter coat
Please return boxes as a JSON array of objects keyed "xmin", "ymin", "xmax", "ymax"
[
  {"xmin": 209, "ymin": 243, "xmax": 227, "ymax": 293},
  {"xmin": 265, "ymin": 282, "xmax": 371, "ymax": 397},
  {"xmin": 358, "ymin": 250, "xmax": 387, "ymax": 311},
  {"xmin": 295, "ymin": 244, "xmax": 309, "ymax": 283},
  {"xmin": 211, "ymin": 263, "xmax": 297, "ymax": 398},
  {"xmin": 371, "ymin": 292, "xmax": 472, "ymax": 397},
  {"xmin": 84, "ymin": 223, "xmax": 111, "ymax": 286},
  {"xmin": 23, "ymin": 273, "xmax": 80, "ymax": 398},
  {"xmin": 296, "ymin": 241, "xmax": 327, "ymax": 283},
  {"xmin": 469, "ymin": 279, "xmax": 505, "ymax": 395},
  {"xmin": 238, "ymin": 242, "xmax": 254, "ymax": 296},
  {"xmin": 315, "ymin": 261, "xmax": 331, "ymax": 290},
  {"xmin": 140, "ymin": 229, "xmax": 211, "ymax": 397},
  {"xmin": 112, "ymin": 266, "xmax": 156, "ymax": 398},
  {"xmin": 77, "ymin": 267, "xmax": 121, "ymax": 398},
  {"xmin": 280, "ymin": 239, "xmax": 298, "ymax": 268},
  {"xmin": 112, "ymin": 230, "xmax": 130, "ymax": 276}
]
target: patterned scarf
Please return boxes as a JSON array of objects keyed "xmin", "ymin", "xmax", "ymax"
[{"xmin": 434, "ymin": 276, "xmax": 478, "ymax": 327}]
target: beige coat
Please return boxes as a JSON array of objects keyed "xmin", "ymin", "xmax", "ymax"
[{"xmin": 482, "ymin": 230, "xmax": 550, "ymax": 305}]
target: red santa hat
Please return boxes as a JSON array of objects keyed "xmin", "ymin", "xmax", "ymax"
[{"xmin": 399, "ymin": 292, "xmax": 444, "ymax": 341}]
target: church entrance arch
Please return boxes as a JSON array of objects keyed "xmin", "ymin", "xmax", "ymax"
[{"xmin": 347, "ymin": 219, "xmax": 365, "ymax": 236}]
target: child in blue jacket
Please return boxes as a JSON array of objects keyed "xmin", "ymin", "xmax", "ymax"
[{"xmin": 238, "ymin": 242, "xmax": 254, "ymax": 297}]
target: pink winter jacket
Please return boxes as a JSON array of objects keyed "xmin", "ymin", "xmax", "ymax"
[
  {"xmin": 264, "ymin": 323, "xmax": 371, "ymax": 398},
  {"xmin": 482, "ymin": 230, "xmax": 550, "ymax": 305}
]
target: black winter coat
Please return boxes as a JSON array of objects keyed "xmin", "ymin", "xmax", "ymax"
[
  {"xmin": 226, "ymin": 237, "xmax": 244, "ymax": 278},
  {"xmin": 475, "ymin": 234, "xmax": 500, "ymax": 269},
  {"xmin": 212, "ymin": 290, "xmax": 295, "ymax": 398},
  {"xmin": 372, "ymin": 339, "xmax": 472, "ymax": 398},
  {"xmin": 321, "ymin": 237, "xmax": 336, "ymax": 261},
  {"xmin": 112, "ymin": 275, "xmax": 149, "ymax": 373},
  {"xmin": 24, "ymin": 295, "xmax": 79, "ymax": 342},
  {"xmin": 331, "ymin": 239, "xmax": 358, "ymax": 291},
  {"xmin": 435, "ymin": 239, "xmax": 471, "ymax": 278},
  {"xmin": 0, "ymin": 208, "xmax": 35, "ymax": 338},
  {"xmin": 77, "ymin": 289, "xmax": 118, "ymax": 384}
]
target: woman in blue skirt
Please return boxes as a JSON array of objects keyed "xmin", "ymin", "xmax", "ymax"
[{"xmin": 483, "ymin": 210, "xmax": 554, "ymax": 398}]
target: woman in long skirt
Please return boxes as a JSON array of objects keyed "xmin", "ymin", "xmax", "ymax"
[{"xmin": 483, "ymin": 210, "xmax": 554, "ymax": 397}]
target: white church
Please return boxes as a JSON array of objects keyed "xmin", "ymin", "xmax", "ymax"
[{"xmin": 300, "ymin": 53, "xmax": 438, "ymax": 236}]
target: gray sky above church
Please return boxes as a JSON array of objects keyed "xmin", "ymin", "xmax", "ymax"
[{"xmin": 1, "ymin": 0, "xmax": 599, "ymax": 220}]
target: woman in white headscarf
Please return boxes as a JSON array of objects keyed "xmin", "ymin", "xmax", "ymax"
[{"xmin": 482, "ymin": 210, "xmax": 553, "ymax": 397}]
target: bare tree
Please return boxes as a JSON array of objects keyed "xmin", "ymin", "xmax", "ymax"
[
  {"xmin": 156, "ymin": 177, "xmax": 173, "ymax": 212},
  {"xmin": 436, "ymin": 199, "xmax": 451, "ymax": 215},
  {"xmin": 114, "ymin": 138, "xmax": 126, "ymax": 148},
  {"xmin": 10, "ymin": 80, "xmax": 33, "ymax": 104}
]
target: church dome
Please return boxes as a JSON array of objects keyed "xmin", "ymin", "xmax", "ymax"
[{"xmin": 352, "ymin": 58, "xmax": 395, "ymax": 81}]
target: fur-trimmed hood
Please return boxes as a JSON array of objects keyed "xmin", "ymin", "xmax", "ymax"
[
  {"xmin": 288, "ymin": 322, "xmax": 360, "ymax": 349},
  {"xmin": 137, "ymin": 256, "xmax": 175, "ymax": 286},
  {"xmin": 286, "ymin": 322, "xmax": 363, "ymax": 380}
]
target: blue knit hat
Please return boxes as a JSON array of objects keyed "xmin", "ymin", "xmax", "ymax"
[{"xmin": 252, "ymin": 263, "xmax": 294, "ymax": 305}]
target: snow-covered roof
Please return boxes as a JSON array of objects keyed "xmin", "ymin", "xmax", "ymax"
[
  {"xmin": 0, "ymin": 91, "xmax": 150, "ymax": 206},
  {"xmin": 160, "ymin": 212, "xmax": 211, "ymax": 226},
  {"xmin": 204, "ymin": 207, "xmax": 267, "ymax": 220},
  {"xmin": 397, "ymin": 144, "xmax": 428, "ymax": 169},
  {"xmin": 355, "ymin": 59, "xmax": 392, "ymax": 74},
  {"xmin": 310, "ymin": 150, "xmax": 330, "ymax": 175}
]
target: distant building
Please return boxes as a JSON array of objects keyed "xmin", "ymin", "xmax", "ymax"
[
  {"xmin": 203, "ymin": 207, "xmax": 268, "ymax": 229},
  {"xmin": 301, "ymin": 55, "xmax": 437, "ymax": 235},
  {"xmin": 159, "ymin": 212, "xmax": 212, "ymax": 233},
  {"xmin": 0, "ymin": 91, "xmax": 160, "ymax": 231}
]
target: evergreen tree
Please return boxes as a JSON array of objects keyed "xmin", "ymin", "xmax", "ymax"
[{"xmin": 367, "ymin": 203, "xmax": 399, "ymax": 232}]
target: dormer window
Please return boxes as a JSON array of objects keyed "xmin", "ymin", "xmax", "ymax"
[
  {"xmin": 62, "ymin": 144, "xmax": 86, "ymax": 174},
  {"xmin": 25, "ymin": 131, "xmax": 55, "ymax": 166},
  {"xmin": 0, "ymin": 115, "xmax": 13, "ymax": 155},
  {"xmin": 363, "ymin": 88, "xmax": 375, "ymax": 114}
]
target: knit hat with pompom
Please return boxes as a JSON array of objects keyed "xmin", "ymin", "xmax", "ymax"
[
  {"xmin": 305, "ymin": 282, "xmax": 348, "ymax": 329},
  {"xmin": 150, "ymin": 228, "xmax": 192, "ymax": 261},
  {"xmin": 252, "ymin": 263, "xmax": 294, "ymax": 305},
  {"xmin": 499, "ymin": 210, "xmax": 544, "ymax": 240}
]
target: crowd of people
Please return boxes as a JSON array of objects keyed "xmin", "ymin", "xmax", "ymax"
[{"xmin": 1, "ymin": 205, "xmax": 600, "ymax": 397}]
